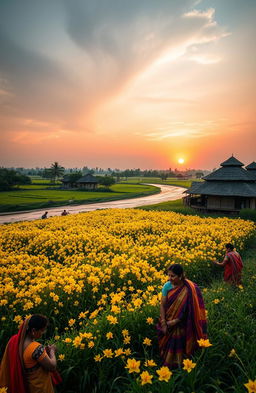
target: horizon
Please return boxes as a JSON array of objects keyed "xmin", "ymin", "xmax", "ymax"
[{"xmin": 0, "ymin": 0, "xmax": 255, "ymax": 170}]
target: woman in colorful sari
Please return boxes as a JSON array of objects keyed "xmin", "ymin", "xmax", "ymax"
[
  {"xmin": 213, "ymin": 243, "xmax": 243, "ymax": 285},
  {"xmin": 157, "ymin": 264, "xmax": 207, "ymax": 368},
  {"xmin": 0, "ymin": 314, "xmax": 59, "ymax": 393}
]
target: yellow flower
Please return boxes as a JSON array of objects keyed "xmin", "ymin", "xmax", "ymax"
[
  {"xmin": 156, "ymin": 366, "xmax": 172, "ymax": 382},
  {"xmin": 64, "ymin": 338, "xmax": 72, "ymax": 343},
  {"xmin": 122, "ymin": 329, "xmax": 129, "ymax": 336},
  {"xmin": 103, "ymin": 349, "xmax": 114, "ymax": 358},
  {"xmin": 213, "ymin": 299, "xmax": 220, "ymax": 304},
  {"xmin": 106, "ymin": 315, "xmax": 118, "ymax": 325},
  {"xmin": 144, "ymin": 359, "xmax": 157, "ymax": 367},
  {"xmin": 94, "ymin": 354, "xmax": 103, "ymax": 362},
  {"xmin": 79, "ymin": 311, "xmax": 88, "ymax": 319},
  {"xmin": 68, "ymin": 319, "xmax": 76, "ymax": 327},
  {"xmin": 146, "ymin": 317, "xmax": 154, "ymax": 325},
  {"xmin": 125, "ymin": 358, "xmax": 141, "ymax": 373},
  {"xmin": 183, "ymin": 358, "xmax": 196, "ymax": 373},
  {"xmin": 124, "ymin": 348, "xmax": 131, "ymax": 356},
  {"xmin": 58, "ymin": 354, "xmax": 65, "ymax": 361},
  {"xmin": 140, "ymin": 371, "xmax": 153, "ymax": 386},
  {"xmin": 123, "ymin": 336, "xmax": 131, "ymax": 344},
  {"xmin": 228, "ymin": 349, "xmax": 236, "ymax": 357},
  {"xmin": 88, "ymin": 341, "xmax": 95, "ymax": 348},
  {"xmin": 115, "ymin": 348, "xmax": 124, "ymax": 357},
  {"xmin": 0, "ymin": 387, "xmax": 8, "ymax": 393},
  {"xmin": 244, "ymin": 379, "xmax": 256, "ymax": 393},
  {"xmin": 106, "ymin": 332, "xmax": 113, "ymax": 340},
  {"xmin": 197, "ymin": 339, "xmax": 212, "ymax": 347},
  {"xmin": 54, "ymin": 335, "xmax": 60, "ymax": 340},
  {"xmin": 143, "ymin": 337, "xmax": 152, "ymax": 346}
]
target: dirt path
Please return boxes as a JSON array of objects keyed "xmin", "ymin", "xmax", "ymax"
[{"xmin": 0, "ymin": 184, "xmax": 186, "ymax": 224}]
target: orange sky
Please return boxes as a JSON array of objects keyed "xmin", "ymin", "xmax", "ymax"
[{"xmin": 0, "ymin": 0, "xmax": 255, "ymax": 170}]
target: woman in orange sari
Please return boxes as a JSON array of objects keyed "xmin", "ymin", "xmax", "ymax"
[
  {"xmin": 157, "ymin": 264, "xmax": 207, "ymax": 368},
  {"xmin": 0, "ymin": 314, "xmax": 59, "ymax": 393},
  {"xmin": 213, "ymin": 243, "xmax": 243, "ymax": 285}
]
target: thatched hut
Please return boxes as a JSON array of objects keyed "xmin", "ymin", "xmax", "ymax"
[
  {"xmin": 76, "ymin": 174, "xmax": 98, "ymax": 190},
  {"xmin": 184, "ymin": 156, "xmax": 256, "ymax": 213}
]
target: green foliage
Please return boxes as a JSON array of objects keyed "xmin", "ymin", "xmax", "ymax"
[
  {"xmin": 239, "ymin": 208, "xmax": 256, "ymax": 222},
  {"xmin": 97, "ymin": 175, "xmax": 116, "ymax": 187},
  {"xmin": 0, "ymin": 184, "xmax": 159, "ymax": 212},
  {"xmin": 0, "ymin": 168, "xmax": 31, "ymax": 191}
]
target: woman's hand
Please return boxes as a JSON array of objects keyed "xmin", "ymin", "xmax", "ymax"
[
  {"xmin": 161, "ymin": 320, "xmax": 168, "ymax": 335},
  {"xmin": 167, "ymin": 319, "xmax": 179, "ymax": 327}
]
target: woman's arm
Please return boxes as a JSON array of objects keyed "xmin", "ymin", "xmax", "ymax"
[
  {"xmin": 213, "ymin": 255, "xmax": 228, "ymax": 267},
  {"xmin": 39, "ymin": 345, "xmax": 57, "ymax": 371}
]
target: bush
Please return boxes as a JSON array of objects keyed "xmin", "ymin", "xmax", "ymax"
[{"xmin": 239, "ymin": 208, "xmax": 256, "ymax": 222}]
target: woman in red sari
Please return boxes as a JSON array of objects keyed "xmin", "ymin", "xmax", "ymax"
[
  {"xmin": 158, "ymin": 264, "xmax": 207, "ymax": 368},
  {"xmin": 213, "ymin": 243, "xmax": 243, "ymax": 285},
  {"xmin": 0, "ymin": 314, "xmax": 59, "ymax": 393}
]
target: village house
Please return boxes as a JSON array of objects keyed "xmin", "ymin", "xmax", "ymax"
[
  {"xmin": 184, "ymin": 156, "xmax": 256, "ymax": 213},
  {"xmin": 61, "ymin": 173, "xmax": 98, "ymax": 190}
]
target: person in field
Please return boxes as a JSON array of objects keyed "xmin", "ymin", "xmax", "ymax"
[
  {"xmin": 213, "ymin": 243, "xmax": 243, "ymax": 285},
  {"xmin": 61, "ymin": 209, "xmax": 69, "ymax": 216},
  {"xmin": 157, "ymin": 264, "xmax": 207, "ymax": 368},
  {"xmin": 0, "ymin": 314, "xmax": 61, "ymax": 393},
  {"xmin": 41, "ymin": 212, "xmax": 48, "ymax": 219}
]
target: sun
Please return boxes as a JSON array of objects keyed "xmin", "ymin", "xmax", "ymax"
[{"xmin": 178, "ymin": 158, "xmax": 185, "ymax": 164}]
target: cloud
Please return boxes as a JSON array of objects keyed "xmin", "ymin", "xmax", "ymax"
[{"xmin": 0, "ymin": 0, "xmax": 228, "ymax": 142}]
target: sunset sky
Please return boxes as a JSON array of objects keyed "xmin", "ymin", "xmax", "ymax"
[{"xmin": 0, "ymin": 0, "xmax": 255, "ymax": 170}]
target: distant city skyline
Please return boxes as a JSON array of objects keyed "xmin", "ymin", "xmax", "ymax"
[{"xmin": 0, "ymin": 0, "xmax": 255, "ymax": 170}]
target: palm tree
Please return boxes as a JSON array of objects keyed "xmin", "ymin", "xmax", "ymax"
[{"xmin": 49, "ymin": 162, "xmax": 65, "ymax": 184}]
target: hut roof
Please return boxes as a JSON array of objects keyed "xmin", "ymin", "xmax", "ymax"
[
  {"xmin": 246, "ymin": 162, "xmax": 256, "ymax": 170},
  {"xmin": 76, "ymin": 174, "xmax": 98, "ymax": 183},
  {"xmin": 185, "ymin": 181, "xmax": 256, "ymax": 197},
  {"xmin": 220, "ymin": 156, "xmax": 244, "ymax": 167},
  {"xmin": 61, "ymin": 176, "xmax": 71, "ymax": 183},
  {"xmin": 203, "ymin": 166, "xmax": 255, "ymax": 181}
]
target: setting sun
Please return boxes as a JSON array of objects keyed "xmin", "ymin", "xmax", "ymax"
[{"xmin": 178, "ymin": 158, "xmax": 185, "ymax": 164}]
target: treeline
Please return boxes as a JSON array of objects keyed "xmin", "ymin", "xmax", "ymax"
[{"xmin": 0, "ymin": 168, "xmax": 31, "ymax": 191}]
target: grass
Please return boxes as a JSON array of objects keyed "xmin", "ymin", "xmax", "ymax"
[
  {"xmin": 138, "ymin": 198, "xmax": 198, "ymax": 215},
  {"xmin": 120, "ymin": 177, "xmax": 201, "ymax": 189},
  {"xmin": 0, "ymin": 184, "xmax": 160, "ymax": 213}
]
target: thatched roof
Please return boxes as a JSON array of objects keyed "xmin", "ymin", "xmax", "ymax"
[
  {"xmin": 61, "ymin": 176, "xmax": 71, "ymax": 183},
  {"xmin": 203, "ymin": 166, "xmax": 255, "ymax": 181},
  {"xmin": 76, "ymin": 174, "xmax": 98, "ymax": 184},
  {"xmin": 220, "ymin": 156, "xmax": 244, "ymax": 167},
  {"xmin": 203, "ymin": 155, "xmax": 255, "ymax": 181},
  {"xmin": 246, "ymin": 162, "xmax": 256, "ymax": 170},
  {"xmin": 186, "ymin": 181, "xmax": 256, "ymax": 197}
]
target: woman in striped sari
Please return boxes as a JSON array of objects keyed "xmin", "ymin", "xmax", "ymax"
[
  {"xmin": 158, "ymin": 264, "xmax": 207, "ymax": 368},
  {"xmin": 213, "ymin": 243, "xmax": 243, "ymax": 285}
]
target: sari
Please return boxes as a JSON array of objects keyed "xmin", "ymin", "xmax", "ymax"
[
  {"xmin": 0, "ymin": 318, "xmax": 61, "ymax": 393},
  {"xmin": 157, "ymin": 279, "xmax": 207, "ymax": 368},
  {"xmin": 224, "ymin": 251, "xmax": 243, "ymax": 285}
]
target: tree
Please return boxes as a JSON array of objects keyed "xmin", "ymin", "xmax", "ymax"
[
  {"xmin": 98, "ymin": 175, "xmax": 115, "ymax": 188},
  {"xmin": 49, "ymin": 162, "xmax": 65, "ymax": 184},
  {"xmin": 0, "ymin": 168, "xmax": 31, "ymax": 191}
]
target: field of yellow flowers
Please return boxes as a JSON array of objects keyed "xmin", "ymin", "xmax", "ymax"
[{"xmin": 0, "ymin": 209, "xmax": 255, "ymax": 393}]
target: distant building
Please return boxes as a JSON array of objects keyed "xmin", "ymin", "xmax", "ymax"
[
  {"xmin": 61, "ymin": 176, "xmax": 78, "ymax": 189},
  {"xmin": 76, "ymin": 174, "xmax": 98, "ymax": 190},
  {"xmin": 61, "ymin": 173, "xmax": 98, "ymax": 190},
  {"xmin": 184, "ymin": 156, "xmax": 256, "ymax": 213}
]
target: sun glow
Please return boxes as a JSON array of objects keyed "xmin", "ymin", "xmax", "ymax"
[{"xmin": 178, "ymin": 158, "xmax": 185, "ymax": 164}]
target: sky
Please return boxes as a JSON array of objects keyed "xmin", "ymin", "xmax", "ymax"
[{"xmin": 0, "ymin": 0, "xmax": 255, "ymax": 170}]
